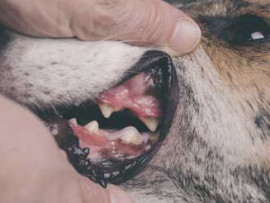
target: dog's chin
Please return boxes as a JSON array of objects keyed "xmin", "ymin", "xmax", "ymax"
[{"xmin": 35, "ymin": 51, "xmax": 179, "ymax": 187}]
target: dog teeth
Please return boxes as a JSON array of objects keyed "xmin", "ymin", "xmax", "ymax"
[
  {"xmin": 150, "ymin": 131, "xmax": 160, "ymax": 143},
  {"xmin": 119, "ymin": 127, "xmax": 143, "ymax": 145},
  {"xmin": 69, "ymin": 118, "xmax": 77, "ymax": 125},
  {"xmin": 85, "ymin": 120, "xmax": 100, "ymax": 135},
  {"xmin": 98, "ymin": 103, "xmax": 115, "ymax": 118},
  {"xmin": 140, "ymin": 117, "xmax": 159, "ymax": 132}
]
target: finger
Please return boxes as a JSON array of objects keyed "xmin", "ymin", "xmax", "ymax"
[
  {"xmin": 0, "ymin": 0, "xmax": 201, "ymax": 56},
  {"xmin": 0, "ymin": 95, "xmax": 133, "ymax": 203},
  {"xmin": 71, "ymin": 0, "xmax": 201, "ymax": 55},
  {"xmin": 78, "ymin": 176, "xmax": 134, "ymax": 203}
]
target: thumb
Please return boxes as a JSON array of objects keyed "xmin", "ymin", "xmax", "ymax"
[
  {"xmin": 0, "ymin": 0, "xmax": 201, "ymax": 55},
  {"xmin": 71, "ymin": 0, "xmax": 201, "ymax": 55},
  {"xmin": 78, "ymin": 177, "xmax": 134, "ymax": 203}
]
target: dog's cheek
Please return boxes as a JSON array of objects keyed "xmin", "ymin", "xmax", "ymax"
[{"xmin": 0, "ymin": 35, "xmax": 147, "ymax": 107}]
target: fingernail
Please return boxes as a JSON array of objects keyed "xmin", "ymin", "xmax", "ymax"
[
  {"xmin": 108, "ymin": 185, "xmax": 134, "ymax": 203},
  {"xmin": 164, "ymin": 18, "xmax": 201, "ymax": 56}
]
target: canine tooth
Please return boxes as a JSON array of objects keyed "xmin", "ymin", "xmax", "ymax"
[
  {"xmin": 98, "ymin": 104, "xmax": 115, "ymax": 118},
  {"xmin": 120, "ymin": 128, "xmax": 142, "ymax": 145},
  {"xmin": 85, "ymin": 121, "xmax": 100, "ymax": 134},
  {"xmin": 150, "ymin": 133, "xmax": 160, "ymax": 143},
  {"xmin": 69, "ymin": 118, "xmax": 77, "ymax": 125},
  {"xmin": 140, "ymin": 117, "xmax": 159, "ymax": 132}
]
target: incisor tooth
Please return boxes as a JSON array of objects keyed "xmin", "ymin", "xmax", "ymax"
[
  {"xmin": 98, "ymin": 103, "xmax": 115, "ymax": 118},
  {"xmin": 69, "ymin": 118, "xmax": 77, "ymax": 125},
  {"xmin": 140, "ymin": 117, "xmax": 159, "ymax": 132},
  {"xmin": 120, "ymin": 128, "xmax": 142, "ymax": 145},
  {"xmin": 85, "ymin": 121, "xmax": 100, "ymax": 135}
]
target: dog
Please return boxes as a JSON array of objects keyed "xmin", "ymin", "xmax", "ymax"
[{"xmin": 0, "ymin": 0, "xmax": 269, "ymax": 202}]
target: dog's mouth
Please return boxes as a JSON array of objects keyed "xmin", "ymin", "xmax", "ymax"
[{"xmin": 38, "ymin": 51, "xmax": 179, "ymax": 187}]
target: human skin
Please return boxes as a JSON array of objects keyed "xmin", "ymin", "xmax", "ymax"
[
  {"xmin": 0, "ymin": 0, "xmax": 201, "ymax": 55},
  {"xmin": 0, "ymin": 96, "xmax": 133, "ymax": 203},
  {"xmin": 0, "ymin": 0, "xmax": 201, "ymax": 202}
]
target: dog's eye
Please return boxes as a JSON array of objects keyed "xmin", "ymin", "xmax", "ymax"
[{"xmin": 224, "ymin": 15, "xmax": 270, "ymax": 44}]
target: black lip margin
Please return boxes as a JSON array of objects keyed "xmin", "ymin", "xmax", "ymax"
[
  {"xmin": 54, "ymin": 50, "xmax": 179, "ymax": 186},
  {"xmin": 123, "ymin": 50, "xmax": 179, "ymax": 141},
  {"xmin": 108, "ymin": 50, "xmax": 179, "ymax": 184}
]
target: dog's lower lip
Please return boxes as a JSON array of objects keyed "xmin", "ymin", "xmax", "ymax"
[{"xmin": 43, "ymin": 51, "xmax": 179, "ymax": 187}]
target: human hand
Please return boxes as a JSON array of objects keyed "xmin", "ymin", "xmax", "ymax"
[
  {"xmin": 0, "ymin": 96, "xmax": 133, "ymax": 203},
  {"xmin": 0, "ymin": 1, "xmax": 201, "ymax": 202},
  {"xmin": 0, "ymin": 0, "xmax": 201, "ymax": 55}
]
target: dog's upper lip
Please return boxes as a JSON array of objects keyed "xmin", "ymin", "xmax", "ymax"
[
  {"xmin": 133, "ymin": 51, "xmax": 180, "ymax": 142},
  {"xmin": 103, "ymin": 51, "xmax": 179, "ymax": 184},
  {"xmin": 45, "ymin": 51, "xmax": 179, "ymax": 186}
]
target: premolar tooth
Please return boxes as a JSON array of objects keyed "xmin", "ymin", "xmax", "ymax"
[
  {"xmin": 140, "ymin": 117, "xmax": 159, "ymax": 132},
  {"xmin": 150, "ymin": 131, "xmax": 160, "ymax": 143},
  {"xmin": 98, "ymin": 103, "xmax": 115, "ymax": 118},
  {"xmin": 85, "ymin": 121, "xmax": 100, "ymax": 135},
  {"xmin": 69, "ymin": 118, "xmax": 77, "ymax": 125},
  {"xmin": 120, "ymin": 127, "xmax": 143, "ymax": 145}
]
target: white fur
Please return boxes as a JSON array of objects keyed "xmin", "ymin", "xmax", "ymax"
[{"xmin": 0, "ymin": 33, "xmax": 147, "ymax": 107}]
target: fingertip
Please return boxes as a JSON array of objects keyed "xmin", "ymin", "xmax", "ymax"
[
  {"xmin": 143, "ymin": 0, "xmax": 202, "ymax": 56},
  {"xmin": 164, "ymin": 17, "xmax": 201, "ymax": 56}
]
